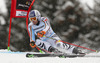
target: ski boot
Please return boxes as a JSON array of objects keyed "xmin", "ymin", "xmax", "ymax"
[
  {"xmin": 48, "ymin": 46, "xmax": 62, "ymax": 53},
  {"xmin": 72, "ymin": 48, "xmax": 86, "ymax": 57},
  {"xmin": 48, "ymin": 46, "xmax": 66, "ymax": 58}
]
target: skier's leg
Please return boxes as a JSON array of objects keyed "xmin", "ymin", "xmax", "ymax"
[
  {"xmin": 48, "ymin": 34, "xmax": 75, "ymax": 53},
  {"xmin": 43, "ymin": 34, "xmax": 83, "ymax": 54},
  {"xmin": 35, "ymin": 39, "xmax": 62, "ymax": 53},
  {"xmin": 49, "ymin": 34, "xmax": 83, "ymax": 54},
  {"xmin": 35, "ymin": 39, "xmax": 52, "ymax": 51},
  {"xmin": 55, "ymin": 41, "xmax": 75, "ymax": 53},
  {"xmin": 56, "ymin": 41, "xmax": 85, "ymax": 54}
]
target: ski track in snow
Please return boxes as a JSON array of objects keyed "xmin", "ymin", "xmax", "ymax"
[{"xmin": 0, "ymin": 49, "xmax": 100, "ymax": 63}]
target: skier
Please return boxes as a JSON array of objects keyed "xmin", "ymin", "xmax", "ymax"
[{"xmin": 28, "ymin": 10, "xmax": 83, "ymax": 54}]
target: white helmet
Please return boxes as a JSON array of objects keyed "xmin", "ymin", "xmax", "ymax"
[{"xmin": 29, "ymin": 10, "xmax": 41, "ymax": 21}]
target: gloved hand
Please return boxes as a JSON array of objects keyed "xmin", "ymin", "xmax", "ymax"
[
  {"xmin": 37, "ymin": 31, "xmax": 46, "ymax": 37},
  {"xmin": 30, "ymin": 41, "xmax": 36, "ymax": 48}
]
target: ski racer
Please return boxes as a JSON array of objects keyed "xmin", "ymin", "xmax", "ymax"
[{"xmin": 28, "ymin": 10, "xmax": 83, "ymax": 54}]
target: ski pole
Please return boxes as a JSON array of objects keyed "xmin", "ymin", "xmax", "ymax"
[
  {"xmin": 36, "ymin": 46, "xmax": 51, "ymax": 53},
  {"xmin": 34, "ymin": 45, "xmax": 51, "ymax": 53},
  {"xmin": 30, "ymin": 41, "xmax": 51, "ymax": 53},
  {"xmin": 35, "ymin": 46, "xmax": 44, "ymax": 53},
  {"xmin": 43, "ymin": 35, "xmax": 98, "ymax": 53}
]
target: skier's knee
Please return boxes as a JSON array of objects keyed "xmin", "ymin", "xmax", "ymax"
[
  {"xmin": 56, "ymin": 41, "xmax": 64, "ymax": 48},
  {"xmin": 48, "ymin": 46, "xmax": 55, "ymax": 52}
]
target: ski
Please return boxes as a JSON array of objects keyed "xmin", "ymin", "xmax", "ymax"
[
  {"xmin": 26, "ymin": 53, "xmax": 85, "ymax": 58},
  {"xmin": 26, "ymin": 53, "xmax": 57, "ymax": 58}
]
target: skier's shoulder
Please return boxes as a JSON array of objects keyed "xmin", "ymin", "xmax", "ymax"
[
  {"xmin": 28, "ymin": 22, "xmax": 33, "ymax": 27},
  {"xmin": 41, "ymin": 17, "xmax": 49, "ymax": 22}
]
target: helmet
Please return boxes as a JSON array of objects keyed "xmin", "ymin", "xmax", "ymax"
[{"xmin": 29, "ymin": 10, "xmax": 41, "ymax": 21}]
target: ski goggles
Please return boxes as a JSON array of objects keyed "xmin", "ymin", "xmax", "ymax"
[{"xmin": 29, "ymin": 17, "xmax": 37, "ymax": 21}]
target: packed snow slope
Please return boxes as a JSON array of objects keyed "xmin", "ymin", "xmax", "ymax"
[{"xmin": 0, "ymin": 49, "xmax": 100, "ymax": 63}]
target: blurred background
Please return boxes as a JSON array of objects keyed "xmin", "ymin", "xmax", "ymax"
[{"xmin": 0, "ymin": 0, "xmax": 100, "ymax": 52}]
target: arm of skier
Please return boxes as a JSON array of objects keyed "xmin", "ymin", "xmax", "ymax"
[
  {"xmin": 28, "ymin": 24, "xmax": 36, "ymax": 48},
  {"xmin": 43, "ymin": 17, "xmax": 50, "ymax": 32},
  {"xmin": 37, "ymin": 17, "xmax": 50, "ymax": 37}
]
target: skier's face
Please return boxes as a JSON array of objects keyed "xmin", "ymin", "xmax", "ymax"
[{"xmin": 29, "ymin": 17, "xmax": 38, "ymax": 25}]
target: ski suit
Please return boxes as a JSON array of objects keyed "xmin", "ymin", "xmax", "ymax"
[{"xmin": 28, "ymin": 17, "xmax": 74, "ymax": 53}]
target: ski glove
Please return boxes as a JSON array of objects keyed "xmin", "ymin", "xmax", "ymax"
[
  {"xmin": 37, "ymin": 31, "xmax": 46, "ymax": 37},
  {"xmin": 30, "ymin": 41, "xmax": 36, "ymax": 48}
]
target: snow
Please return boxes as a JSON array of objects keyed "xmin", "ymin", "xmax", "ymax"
[
  {"xmin": 79, "ymin": 0, "xmax": 94, "ymax": 9},
  {"xmin": 0, "ymin": 49, "xmax": 100, "ymax": 63},
  {"xmin": 79, "ymin": 0, "xmax": 94, "ymax": 14},
  {"xmin": 0, "ymin": 0, "xmax": 8, "ymax": 15},
  {"xmin": 0, "ymin": 0, "xmax": 7, "ymax": 25},
  {"xmin": 0, "ymin": 16, "xmax": 6, "ymax": 25},
  {"xmin": 62, "ymin": 1, "xmax": 74, "ymax": 10}
]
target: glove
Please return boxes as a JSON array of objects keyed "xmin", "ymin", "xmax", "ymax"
[
  {"xmin": 37, "ymin": 31, "xmax": 46, "ymax": 37},
  {"xmin": 30, "ymin": 41, "xmax": 36, "ymax": 48}
]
